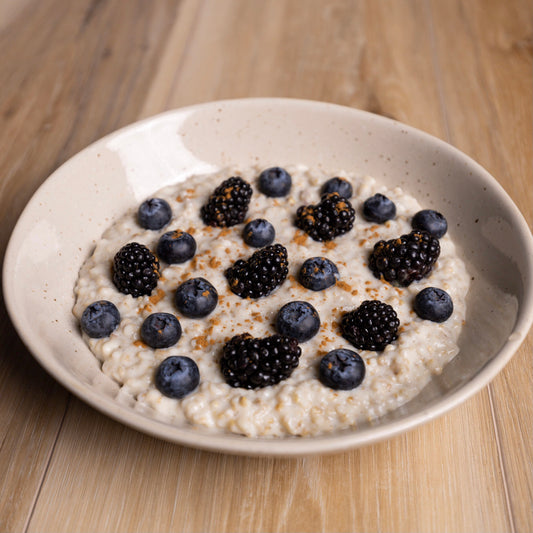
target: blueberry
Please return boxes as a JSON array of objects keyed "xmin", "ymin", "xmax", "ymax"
[
  {"xmin": 138, "ymin": 198, "xmax": 172, "ymax": 230},
  {"xmin": 141, "ymin": 313, "xmax": 182, "ymax": 349},
  {"xmin": 321, "ymin": 177, "xmax": 353, "ymax": 199},
  {"xmin": 276, "ymin": 301, "xmax": 320, "ymax": 343},
  {"xmin": 258, "ymin": 167, "xmax": 292, "ymax": 197},
  {"xmin": 298, "ymin": 257, "xmax": 340, "ymax": 291},
  {"xmin": 242, "ymin": 219, "xmax": 276, "ymax": 247},
  {"xmin": 175, "ymin": 277, "xmax": 218, "ymax": 318},
  {"xmin": 80, "ymin": 300, "xmax": 120, "ymax": 338},
  {"xmin": 155, "ymin": 356, "xmax": 200, "ymax": 399},
  {"xmin": 414, "ymin": 287, "xmax": 454, "ymax": 323},
  {"xmin": 157, "ymin": 230, "xmax": 196, "ymax": 264},
  {"xmin": 363, "ymin": 193, "xmax": 396, "ymax": 223},
  {"xmin": 412, "ymin": 209, "xmax": 448, "ymax": 238},
  {"xmin": 319, "ymin": 349, "xmax": 365, "ymax": 390}
]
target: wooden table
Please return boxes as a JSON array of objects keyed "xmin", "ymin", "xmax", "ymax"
[{"xmin": 1, "ymin": 1, "xmax": 531, "ymax": 531}]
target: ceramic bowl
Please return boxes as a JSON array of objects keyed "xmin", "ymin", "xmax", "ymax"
[{"xmin": 4, "ymin": 98, "xmax": 533, "ymax": 455}]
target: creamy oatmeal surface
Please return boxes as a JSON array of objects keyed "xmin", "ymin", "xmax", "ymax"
[{"xmin": 73, "ymin": 165, "xmax": 470, "ymax": 437}]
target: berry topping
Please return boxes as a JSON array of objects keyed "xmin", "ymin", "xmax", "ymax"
[
  {"xmin": 200, "ymin": 176, "xmax": 252, "ymax": 227},
  {"xmin": 174, "ymin": 277, "xmax": 218, "ymax": 318},
  {"xmin": 295, "ymin": 192, "xmax": 355, "ymax": 241},
  {"xmin": 341, "ymin": 300, "xmax": 400, "ymax": 351},
  {"xmin": 156, "ymin": 230, "xmax": 196, "ymax": 264},
  {"xmin": 113, "ymin": 242, "xmax": 160, "ymax": 297},
  {"xmin": 414, "ymin": 287, "xmax": 454, "ymax": 322},
  {"xmin": 137, "ymin": 198, "xmax": 172, "ymax": 230},
  {"xmin": 298, "ymin": 257, "xmax": 340, "ymax": 291},
  {"xmin": 319, "ymin": 349, "xmax": 366, "ymax": 390},
  {"xmin": 140, "ymin": 313, "xmax": 182, "ymax": 349},
  {"xmin": 242, "ymin": 218, "xmax": 276, "ymax": 248},
  {"xmin": 225, "ymin": 244, "xmax": 289, "ymax": 299},
  {"xmin": 258, "ymin": 167, "xmax": 292, "ymax": 197},
  {"xmin": 368, "ymin": 230, "xmax": 440, "ymax": 286},
  {"xmin": 321, "ymin": 177, "xmax": 353, "ymax": 199},
  {"xmin": 363, "ymin": 193, "xmax": 397, "ymax": 223},
  {"xmin": 155, "ymin": 356, "xmax": 200, "ymax": 399},
  {"xmin": 412, "ymin": 209, "xmax": 448, "ymax": 238},
  {"xmin": 276, "ymin": 301, "xmax": 321, "ymax": 343},
  {"xmin": 220, "ymin": 333, "xmax": 301, "ymax": 389},
  {"xmin": 80, "ymin": 300, "xmax": 120, "ymax": 338}
]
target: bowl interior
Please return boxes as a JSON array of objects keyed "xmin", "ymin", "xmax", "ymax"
[{"xmin": 4, "ymin": 98, "xmax": 533, "ymax": 455}]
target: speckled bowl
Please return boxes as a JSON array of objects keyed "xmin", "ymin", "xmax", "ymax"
[{"xmin": 4, "ymin": 98, "xmax": 533, "ymax": 455}]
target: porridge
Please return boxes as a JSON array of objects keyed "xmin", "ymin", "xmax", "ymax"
[{"xmin": 73, "ymin": 165, "xmax": 470, "ymax": 437}]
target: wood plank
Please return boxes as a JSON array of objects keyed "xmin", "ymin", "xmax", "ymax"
[
  {"xmin": 25, "ymin": 0, "xmax": 519, "ymax": 531},
  {"xmin": 27, "ymin": 394, "xmax": 511, "ymax": 533},
  {"xmin": 429, "ymin": 0, "xmax": 533, "ymax": 530},
  {"xmin": 0, "ymin": 0, "xmax": 181, "ymax": 530}
]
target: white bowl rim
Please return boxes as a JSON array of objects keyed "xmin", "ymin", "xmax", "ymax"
[{"xmin": 4, "ymin": 97, "xmax": 533, "ymax": 456}]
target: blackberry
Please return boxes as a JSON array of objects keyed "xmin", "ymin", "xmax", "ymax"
[
  {"xmin": 113, "ymin": 242, "xmax": 160, "ymax": 297},
  {"xmin": 295, "ymin": 192, "xmax": 355, "ymax": 241},
  {"xmin": 200, "ymin": 176, "xmax": 252, "ymax": 227},
  {"xmin": 220, "ymin": 333, "xmax": 301, "ymax": 389},
  {"xmin": 368, "ymin": 230, "xmax": 440, "ymax": 286},
  {"xmin": 225, "ymin": 244, "xmax": 288, "ymax": 298},
  {"xmin": 341, "ymin": 300, "xmax": 400, "ymax": 351}
]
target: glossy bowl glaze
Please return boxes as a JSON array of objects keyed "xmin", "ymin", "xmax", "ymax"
[{"xmin": 4, "ymin": 99, "xmax": 533, "ymax": 455}]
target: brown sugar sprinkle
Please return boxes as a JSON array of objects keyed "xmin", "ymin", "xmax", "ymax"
[
  {"xmin": 192, "ymin": 336, "xmax": 209, "ymax": 349},
  {"xmin": 209, "ymin": 256, "xmax": 222, "ymax": 268},
  {"xmin": 336, "ymin": 280, "xmax": 352, "ymax": 292},
  {"xmin": 219, "ymin": 228, "xmax": 231, "ymax": 237},
  {"xmin": 138, "ymin": 304, "xmax": 153, "ymax": 314},
  {"xmin": 351, "ymin": 289, "xmax": 358, "ymax": 296},
  {"xmin": 186, "ymin": 226, "xmax": 196, "ymax": 235},
  {"xmin": 225, "ymin": 248, "xmax": 231, "ymax": 254},
  {"xmin": 134, "ymin": 340, "xmax": 147, "ymax": 348},
  {"xmin": 359, "ymin": 239, "xmax": 367, "ymax": 247},
  {"xmin": 323, "ymin": 241, "xmax": 337, "ymax": 250},
  {"xmin": 251, "ymin": 311, "xmax": 263, "ymax": 323},
  {"xmin": 292, "ymin": 231, "xmax": 308, "ymax": 246},
  {"xmin": 149, "ymin": 288, "xmax": 165, "ymax": 305}
]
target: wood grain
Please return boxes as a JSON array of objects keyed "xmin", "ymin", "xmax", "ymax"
[{"xmin": 0, "ymin": 0, "xmax": 531, "ymax": 531}]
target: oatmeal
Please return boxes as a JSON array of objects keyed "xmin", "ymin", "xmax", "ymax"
[{"xmin": 73, "ymin": 165, "xmax": 470, "ymax": 437}]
